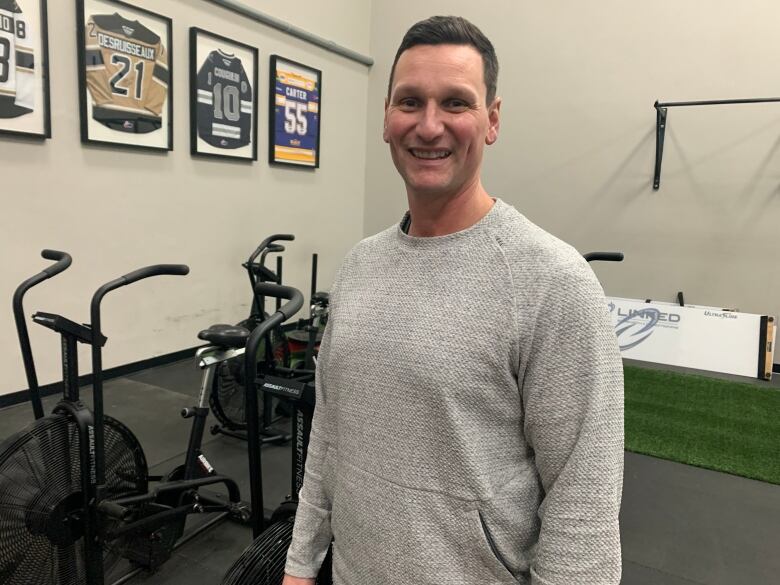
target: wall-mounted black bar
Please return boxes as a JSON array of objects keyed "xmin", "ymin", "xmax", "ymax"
[{"xmin": 653, "ymin": 97, "xmax": 780, "ymax": 190}]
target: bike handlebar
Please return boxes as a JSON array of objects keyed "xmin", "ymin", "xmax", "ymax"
[
  {"xmin": 13, "ymin": 249, "xmax": 73, "ymax": 419},
  {"xmin": 119, "ymin": 264, "xmax": 190, "ymax": 286},
  {"xmin": 40, "ymin": 249, "xmax": 73, "ymax": 276},
  {"xmin": 253, "ymin": 282, "xmax": 304, "ymax": 320},
  {"xmin": 584, "ymin": 252, "xmax": 624, "ymax": 263},
  {"xmin": 14, "ymin": 250, "xmax": 73, "ymax": 305},
  {"xmin": 90, "ymin": 264, "xmax": 189, "ymax": 328},
  {"xmin": 247, "ymin": 234, "xmax": 294, "ymax": 267}
]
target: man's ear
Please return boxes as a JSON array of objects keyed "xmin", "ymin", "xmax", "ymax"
[
  {"xmin": 383, "ymin": 97, "xmax": 390, "ymax": 143},
  {"xmin": 485, "ymin": 97, "xmax": 501, "ymax": 145}
]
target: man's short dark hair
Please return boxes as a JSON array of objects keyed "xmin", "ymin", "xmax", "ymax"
[{"xmin": 388, "ymin": 16, "xmax": 498, "ymax": 105}]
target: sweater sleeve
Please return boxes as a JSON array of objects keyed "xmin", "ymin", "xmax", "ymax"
[
  {"xmin": 284, "ymin": 288, "xmax": 338, "ymax": 578},
  {"xmin": 521, "ymin": 258, "xmax": 624, "ymax": 585}
]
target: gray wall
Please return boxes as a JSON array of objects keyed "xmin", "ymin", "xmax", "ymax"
[
  {"xmin": 364, "ymin": 1, "xmax": 780, "ymax": 331},
  {"xmin": 0, "ymin": 0, "xmax": 371, "ymax": 396}
]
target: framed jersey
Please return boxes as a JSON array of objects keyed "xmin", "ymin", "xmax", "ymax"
[
  {"xmin": 189, "ymin": 27, "xmax": 257, "ymax": 161},
  {"xmin": 77, "ymin": 0, "xmax": 172, "ymax": 151},
  {"xmin": 269, "ymin": 55, "xmax": 321, "ymax": 168},
  {"xmin": 0, "ymin": 0, "xmax": 51, "ymax": 139}
]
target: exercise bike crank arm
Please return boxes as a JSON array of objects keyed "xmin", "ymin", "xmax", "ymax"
[
  {"xmin": 97, "ymin": 499, "xmax": 132, "ymax": 521},
  {"xmin": 107, "ymin": 474, "xmax": 241, "ymax": 507},
  {"xmin": 104, "ymin": 503, "xmax": 194, "ymax": 539},
  {"xmin": 13, "ymin": 249, "xmax": 73, "ymax": 419}
]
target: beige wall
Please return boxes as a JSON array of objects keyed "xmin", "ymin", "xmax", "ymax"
[
  {"xmin": 364, "ymin": 1, "xmax": 780, "ymax": 334},
  {"xmin": 243, "ymin": 0, "xmax": 371, "ymax": 54},
  {"xmin": 5, "ymin": 0, "xmax": 780, "ymax": 398},
  {"xmin": 0, "ymin": 0, "xmax": 370, "ymax": 396}
]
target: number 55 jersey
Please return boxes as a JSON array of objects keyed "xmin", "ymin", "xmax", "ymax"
[
  {"xmin": 196, "ymin": 50, "xmax": 252, "ymax": 149},
  {"xmin": 84, "ymin": 12, "xmax": 168, "ymax": 133}
]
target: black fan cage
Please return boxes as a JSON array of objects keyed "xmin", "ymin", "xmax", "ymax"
[
  {"xmin": 221, "ymin": 518, "xmax": 294, "ymax": 584},
  {"xmin": 0, "ymin": 413, "xmax": 148, "ymax": 585},
  {"xmin": 221, "ymin": 519, "xmax": 332, "ymax": 585}
]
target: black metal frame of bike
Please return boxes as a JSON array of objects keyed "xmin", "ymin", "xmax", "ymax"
[
  {"xmin": 209, "ymin": 234, "xmax": 295, "ymax": 442},
  {"xmin": 219, "ymin": 281, "xmax": 333, "ymax": 585},
  {"xmin": 9, "ymin": 250, "xmax": 246, "ymax": 585}
]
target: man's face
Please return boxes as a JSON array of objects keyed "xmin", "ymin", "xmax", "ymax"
[{"xmin": 384, "ymin": 44, "xmax": 500, "ymax": 200}]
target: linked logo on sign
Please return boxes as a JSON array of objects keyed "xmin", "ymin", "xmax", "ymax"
[{"xmin": 608, "ymin": 303, "xmax": 681, "ymax": 351}]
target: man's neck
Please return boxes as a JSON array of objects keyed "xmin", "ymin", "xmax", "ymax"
[{"xmin": 406, "ymin": 183, "xmax": 495, "ymax": 237}]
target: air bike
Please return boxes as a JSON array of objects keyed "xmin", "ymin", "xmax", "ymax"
[
  {"xmin": 209, "ymin": 234, "xmax": 294, "ymax": 443},
  {"xmin": 0, "ymin": 250, "xmax": 254, "ymax": 585},
  {"xmin": 214, "ymin": 281, "xmax": 332, "ymax": 585},
  {"xmin": 209, "ymin": 234, "xmax": 330, "ymax": 443}
]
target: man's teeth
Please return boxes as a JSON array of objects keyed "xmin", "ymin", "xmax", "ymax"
[{"xmin": 412, "ymin": 150, "xmax": 450, "ymax": 159}]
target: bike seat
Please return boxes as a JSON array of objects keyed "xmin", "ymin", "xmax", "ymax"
[
  {"xmin": 198, "ymin": 324, "xmax": 250, "ymax": 349},
  {"xmin": 312, "ymin": 291, "xmax": 330, "ymax": 306}
]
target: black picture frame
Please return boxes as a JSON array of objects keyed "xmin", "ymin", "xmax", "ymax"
[
  {"xmin": 269, "ymin": 54, "xmax": 321, "ymax": 168},
  {"xmin": 189, "ymin": 27, "xmax": 258, "ymax": 161},
  {"xmin": 76, "ymin": 0, "xmax": 173, "ymax": 151},
  {"xmin": 0, "ymin": 0, "xmax": 52, "ymax": 139}
]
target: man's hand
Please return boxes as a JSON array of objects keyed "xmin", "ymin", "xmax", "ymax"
[{"xmin": 282, "ymin": 575, "xmax": 315, "ymax": 585}]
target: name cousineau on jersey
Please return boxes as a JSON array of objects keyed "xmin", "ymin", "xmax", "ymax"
[
  {"xmin": 213, "ymin": 67, "xmax": 239, "ymax": 82},
  {"xmin": 96, "ymin": 32, "xmax": 155, "ymax": 61}
]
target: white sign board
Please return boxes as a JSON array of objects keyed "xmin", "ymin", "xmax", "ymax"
[{"xmin": 606, "ymin": 297, "xmax": 776, "ymax": 379}]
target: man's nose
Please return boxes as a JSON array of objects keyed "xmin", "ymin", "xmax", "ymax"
[{"xmin": 415, "ymin": 102, "xmax": 444, "ymax": 141}]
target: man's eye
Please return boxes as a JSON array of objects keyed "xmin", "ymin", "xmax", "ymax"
[
  {"xmin": 398, "ymin": 98, "xmax": 418, "ymax": 109},
  {"xmin": 446, "ymin": 99, "xmax": 468, "ymax": 110}
]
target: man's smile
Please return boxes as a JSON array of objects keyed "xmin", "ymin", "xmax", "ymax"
[{"xmin": 409, "ymin": 149, "xmax": 452, "ymax": 160}]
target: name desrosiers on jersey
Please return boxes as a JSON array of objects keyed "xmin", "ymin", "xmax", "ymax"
[
  {"xmin": 196, "ymin": 50, "xmax": 252, "ymax": 149},
  {"xmin": 85, "ymin": 12, "xmax": 169, "ymax": 134},
  {"xmin": 0, "ymin": 0, "xmax": 34, "ymax": 118},
  {"xmin": 273, "ymin": 67, "xmax": 319, "ymax": 165}
]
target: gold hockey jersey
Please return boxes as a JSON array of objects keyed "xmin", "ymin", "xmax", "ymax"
[{"xmin": 84, "ymin": 12, "xmax": 168, "ymax": 133}]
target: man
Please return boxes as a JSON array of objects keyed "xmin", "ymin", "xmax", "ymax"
[{"xmin": 283, "ymin": 15, "xmax": 623, "ymax": 585}]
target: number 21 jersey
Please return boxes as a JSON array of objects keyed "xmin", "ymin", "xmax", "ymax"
[{"xmin": 85, "ymin": 12, "xmax": 169, "ymax": 133}]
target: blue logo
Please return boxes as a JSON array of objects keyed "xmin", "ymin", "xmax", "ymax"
[{"xmin": 614, "ymin": 308, "xmax": 661, "ymax": 350}]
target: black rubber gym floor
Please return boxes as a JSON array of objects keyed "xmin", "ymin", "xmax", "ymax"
[{"xmin": 1, "ymin": 358, "xmax": 778, "ymax": 584}]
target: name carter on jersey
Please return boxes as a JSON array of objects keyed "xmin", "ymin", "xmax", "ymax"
[
  {"xmin": 97, "ymin": 32, "xmax": 155, "ymax": 60},
  {"xmin": 285, "ymin": 87, "xmax": 307, "ymax": 101}
]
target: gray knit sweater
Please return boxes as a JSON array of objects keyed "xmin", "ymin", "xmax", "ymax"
[{"xmin": 285, "ymin": 199, "xmax": 624, "ymax": 584}]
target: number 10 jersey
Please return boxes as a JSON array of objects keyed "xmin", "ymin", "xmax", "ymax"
[
  {"xmin": 84, "ymin": 12, "xmax": 169, "ymax": 134},
  {"xmin": 196, "ymin": 50, "xmax": 252, "ymax": 149}
]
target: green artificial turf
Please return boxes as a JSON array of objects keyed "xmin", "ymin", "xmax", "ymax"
[{"xmin": 624, "ymin": 365, "xmax": 780, "ymax": 484}]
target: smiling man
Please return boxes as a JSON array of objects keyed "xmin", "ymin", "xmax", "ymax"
[{"xmin": 283, "ymin": 16, "xmax": 624, "ymax": 585}]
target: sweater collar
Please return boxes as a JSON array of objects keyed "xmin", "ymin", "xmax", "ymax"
[{"xmin": 396, "ymin": 198, "xmax": 507, "ymax": 247}]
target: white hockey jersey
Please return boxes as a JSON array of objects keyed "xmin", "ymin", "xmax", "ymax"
[{"xmin": 0, "ymin": 0, "xmax": 34, "ymax": 118}]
